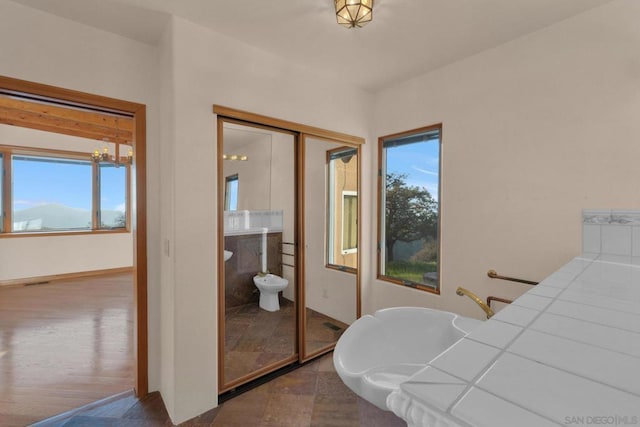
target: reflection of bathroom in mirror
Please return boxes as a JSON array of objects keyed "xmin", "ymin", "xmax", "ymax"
[
  {"xmin": 326, "ymin": 146, "xmax": 358, "ymax": 271},
  {"xmin": 219, "ymin": 120, "xmax": 297, "ymax": 391},
  {"xmin": 216, "ymin": 107, "xmax": 362, "ymax": 394},
  {"xmin": 302, "ymin": 136, "xmax": 358, "ymax": 359}
]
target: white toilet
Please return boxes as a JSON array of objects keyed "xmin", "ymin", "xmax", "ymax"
[{"xmin": 253, "ymin": 274, "xmax": 289, "ymax": 312}]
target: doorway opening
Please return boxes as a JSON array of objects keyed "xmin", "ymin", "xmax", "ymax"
[{"xmin": 0, "ymin": 75, "xmax": 147, "ymax": 423}]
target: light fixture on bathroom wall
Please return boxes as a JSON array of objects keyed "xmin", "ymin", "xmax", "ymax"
[
  {"xmin": 335, "ymin": 0, "xmax": 373, "ymax": 28},
  {"xmin": 223, "ymin": 154, "xmax": 248, "ymax": 161}
]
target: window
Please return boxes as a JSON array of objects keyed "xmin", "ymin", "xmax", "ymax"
[
  {"xmin": 225, "ymin": 174, "xmax": 238, "ymax": 211},
  {"xmin": 99, "ymin": 163, "xmax": 127, "ymax": 228},
  {"xmin": 327, "ymin": 147, "xmax": 358, "ymax": 271},
  {"xmin": 0, "ymin": 148, "xmax": 129, "ymax": 235},
  {"xmin": 378, "ymin": 125, "xmax": 441, "ymax": 292},
  {"xmin": 12, "ymin": 155, "xmax": 92, "ymax": 231},
  {"xmin": 342, "ymin": 191, "xmax": 357, "ymax": 253}
]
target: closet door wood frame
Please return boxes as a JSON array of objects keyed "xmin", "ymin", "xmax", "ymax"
[
  {"xmin": 298, "ymin": 134, "xmax": 362, "ymax": 362},
  {"xmin": 214, "ymin": 105, "xmax": 363, "ymax": 392}
]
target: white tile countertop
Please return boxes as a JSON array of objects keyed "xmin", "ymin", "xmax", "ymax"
[{"xmin": 387, "ymin": 254, "xmax": 640, "ymax": 427}]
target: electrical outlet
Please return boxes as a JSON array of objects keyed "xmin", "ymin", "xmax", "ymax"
[{"xmin": 322, "ymin": 289, "xmax": 328, "ymax": 298}]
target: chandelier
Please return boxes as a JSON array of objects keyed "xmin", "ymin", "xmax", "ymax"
[
  {"xmin": 90, "ymin": 144, "xmax": 133, "ymax": 165},
  {"xmin": 90, "ymin": 117, "xmax": 133, "ymax": 166},
  {"xmin": 335, "ymin": 0, "xmax": 373, "ymax": 28}
]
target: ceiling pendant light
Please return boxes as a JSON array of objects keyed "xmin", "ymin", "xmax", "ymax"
[
  {"xmin": 89, "ymin": 118, "xmax": 133, "ymax": 166},
  {"xmin": 335, "ymin": 0, "xmax": 373, "ymax": 29}
]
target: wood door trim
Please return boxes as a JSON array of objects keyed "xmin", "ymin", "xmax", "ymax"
[
  {"xmin": 297, "ymin": 134, "xmax": 307, "ymax": 361},
  {"xmin": 216, "ymin": 116, "xmax": 226, "ymax": 392},
  {"xmin": 215, "ymin": 109, "xmax": 364, "ymax": 388},
  {"xmin": 0, "ymin": 75, "xmax": 148, "ymax": 397}
]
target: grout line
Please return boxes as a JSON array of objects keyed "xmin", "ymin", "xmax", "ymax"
[
  {"xmin": 527, "ymin": 316, "xmax": 640, "ymax": 360},
  {"xmin": 441, "ymin": 256, "xmax": 595, "ymax": 423}
]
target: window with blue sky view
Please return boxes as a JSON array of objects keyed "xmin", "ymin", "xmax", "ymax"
[
  {"xmin": 379, "ymin": 126, "xmax": 441, "ymax": 291},
  {"xmin": 6, "ymin": 153, "xmax": 128, "ymax": 232}
]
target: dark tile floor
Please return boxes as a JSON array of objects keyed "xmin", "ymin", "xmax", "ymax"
[
  {"xmin": 35, "ymin": 353, "xmax": 405, "ymax": 426},
  {"xmin": 225, "ymin": 299, "xmax": 296, "ymax": 383},
  {"xmin": 224, "ymin": 299, "xmax": 348, "ymax": 385},
  {"xmin": 304, "ymin": 308, "xmax": 348, "ymax": 355}
]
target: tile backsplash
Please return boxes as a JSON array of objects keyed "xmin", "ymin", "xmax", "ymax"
[
  {"xmin": 582, "ymin": 209, "xmax": 640, "ymax": 255},
  {"xmin": 224, "ymin": 209, "xmax": 284, "ymax": 234}
]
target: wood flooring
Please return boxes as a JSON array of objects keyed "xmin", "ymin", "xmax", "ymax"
[{"xmin": 0, "ymin": 273, "xmax": 134, "ymax": 426}]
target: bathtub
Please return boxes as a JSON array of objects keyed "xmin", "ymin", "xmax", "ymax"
[{"xmin": 333, "ymin": 307, "xmax": 482, "ymax": 410}]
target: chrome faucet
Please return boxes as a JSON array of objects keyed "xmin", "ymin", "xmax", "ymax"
[{"xmin": 456, "ymin": 287, "xmax": 495, "ymax": 319}]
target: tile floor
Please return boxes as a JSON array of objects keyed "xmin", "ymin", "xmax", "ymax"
[
  {"xmin": 224, "ymin": 299, "xmax": 348, "ymax": 385},
  {"xmin": 35, "ymin": 353, "xmax": 405, "ymax": 426}
]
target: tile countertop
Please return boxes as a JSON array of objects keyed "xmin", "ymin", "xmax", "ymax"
[{"xmin": 387, "ymin": 254, "xmax": 640, "ymax": 427}]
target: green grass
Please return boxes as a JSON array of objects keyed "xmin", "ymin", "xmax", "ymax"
[{"xmin": 386, "ymin": 260, "xmax": 437, "ymax": 284}]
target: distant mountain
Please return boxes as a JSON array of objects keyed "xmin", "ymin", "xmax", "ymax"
[{"xmin": 13, "ymin": 203, "xmax": 124, "ymax": 231}]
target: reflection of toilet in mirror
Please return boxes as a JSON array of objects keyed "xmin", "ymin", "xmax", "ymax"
[{"xmin": 253, "ymin": 274, "xmax": 288, "ymax": 311}]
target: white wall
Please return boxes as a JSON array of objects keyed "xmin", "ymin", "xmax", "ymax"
[
  {"xmin": 0, "ymin": 0, "xmax": 163, "ymax": 394},
  {"xmin": 370, "ymin": 0, "xmax": 640, "ymax": 318},
  {"xmin": 222, "ymin": 131, "xmax": 273, "ymax": 210},
  {"xmin": 157, "ymin": 16, "xmax": 176, "ymax": 419},
  {"xmin": 0, "ymin": 124, "xmax": 122, "ymax": 153},
  {"xmin": 0, "ymin": 125, "xmax": 133, "ymax": 281},
  {"xmin": 0, "ymin": 233, "xmax": 133, "ymax": 280}
]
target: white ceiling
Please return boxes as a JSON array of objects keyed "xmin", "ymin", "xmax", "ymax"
[{"xmin": 12, "ymin": 0, "xmax": 614, "ymax": 92}]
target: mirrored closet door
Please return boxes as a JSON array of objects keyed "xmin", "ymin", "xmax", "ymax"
[
  {"xmin": 218, "ymin": 119, "xmax": 298, "ymax": 392},
  {"xmin": 300, "ymin": 136, "xmax": 359, "ymax": 360},
  {"xmin": 216, "ymin": 106, "xmax": 362, "ymax": 393}
]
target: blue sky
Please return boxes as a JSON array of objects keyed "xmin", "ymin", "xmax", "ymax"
[
  {"xmin": 99, "ymin": 164, "xmax": 127, "ymax": 212},
  {"xmin": 12, "ymin": 156, "xmax": 126, "ymax": 212},
  {"xmin": 386, "ymin": 139, "xmax": 440, "ymax": 201}
]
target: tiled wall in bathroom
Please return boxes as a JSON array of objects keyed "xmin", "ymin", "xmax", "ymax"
[
  {"xmin": 224, "ymin": 210, "xmax": 284, "ymax": 233},
  {"xmin": 582, "ymin": 209, "xmax": 640, "ymax": 256}
]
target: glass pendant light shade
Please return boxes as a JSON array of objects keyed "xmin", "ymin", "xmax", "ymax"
[{"xmin": 335, "ymin": 0, "xmax": 373, "ymax": 28}]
